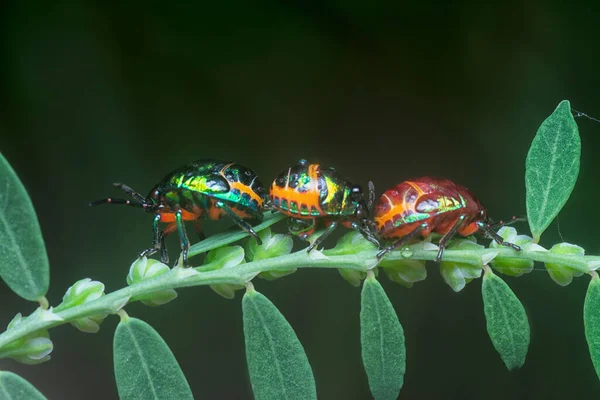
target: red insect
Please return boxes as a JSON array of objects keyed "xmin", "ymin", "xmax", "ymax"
[{"xmin": 371, "ymin": 178, "xmax": 521, "ymax": 261}]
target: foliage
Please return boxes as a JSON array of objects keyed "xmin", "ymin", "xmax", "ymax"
[{"xmin": 0, "ymin": 100, "xmax": 597, "ymax": 399}]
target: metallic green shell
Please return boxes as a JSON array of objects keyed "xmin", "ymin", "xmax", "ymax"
[{"xmin": 150, "ymin": 159, "xmax": 265, "ymax": 218}]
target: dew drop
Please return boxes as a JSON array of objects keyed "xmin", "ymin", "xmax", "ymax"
[{"xmin": 400, "ymin": 247, "xmax": 413, "ymax": 258}]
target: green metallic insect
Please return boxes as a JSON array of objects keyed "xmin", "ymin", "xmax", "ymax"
[{"xmin": 91, "ymin": 159, "xmax": 266, "ymax": 266}]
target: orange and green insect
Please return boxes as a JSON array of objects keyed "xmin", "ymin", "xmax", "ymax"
[
  {"xmin": 269, "ymin": 159, "xmax": 378, "ymax": 251},
  {"xmin": 91, "ymin": 159, "xmax": 266, "ymax": 266},
  {"xmin": 372, "ymin": 177, "xmax": 521, "ymax": 261}
]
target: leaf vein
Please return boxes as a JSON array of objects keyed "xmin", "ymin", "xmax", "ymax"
[{"xmin": 125, "ymin": 323, "xmax": 159, "ymax": 399}]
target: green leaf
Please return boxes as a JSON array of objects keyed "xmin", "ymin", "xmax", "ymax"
[
  {"xmin": 242, "ymin": 288, "xmax": 316, "ymax": 400},
  {"xmin": 440, "ymin": 239, "xmax": 484, "ymax": 292},
  {"xmin": 525, "ymin": 100, "xmax": 580, "ymax": 242},
  {"xmin": 380, "ymin": 258, "xmax": 427, "ymax": 288},
  {"xmin": 440, "ymin": 261, "xmax": 482, "ymax": 292},
  {"xmin": 0, "ymin": 152, "xmax": 49, "ymax": 301},
  {"xmin": 481, "ymin": 268, "xmax": 530, "ymax": 370},
  {"xmin": 0, "ymin": 371, "xmax": 47, "ymax": 400},
  {"xmin": 584, "ymin": 274, "xmax": 600, "ymax": 380},
  {"xmin": 360, "ymin": 274, "xmax": 406, "ymax": 400},
  {"xmin": 113, "ymin": 317, "xmax": 193, "ymax": 400},
  {"xmin": 188, "ymin": 211, "xmax": 286, "ymax": 258}
]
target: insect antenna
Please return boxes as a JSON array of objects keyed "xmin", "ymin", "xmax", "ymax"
[
  {"xmin": 89, "ymin": 183, "xmax": 151, "ymax": 209},
  {"xmin": 367, "ymin": 181, "xmax": 376, "ymax": 212},
  {"xmin": 89, "ymin": 197, "xmax": 144, "ymax": 208},
  {"xmin": 487, "ymin": 216, "xmax": 527, "ymax": 231}
]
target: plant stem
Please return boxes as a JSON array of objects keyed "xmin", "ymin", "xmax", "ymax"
[{"xmin": 0, "ymin": 245, "xmax": 599, "ymax": 352}]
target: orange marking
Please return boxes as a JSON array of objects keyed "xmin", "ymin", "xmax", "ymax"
[
  {"xmin": 159, "ymin": 208, "xmax": 197, "ymax": 222},
  {"xmin": 459, "ymin": 221, "xmax": 479, "ymax": 236},
  {"xmin": 405, "ymin": 181, "xmax": 428, "ymax": 197},
  {"xmin": 375, "ymin": 181, "xmax": 433, "ymax": 231},
  {"xmin": 208, "ymin": 205, "xmax": 225, "ymax": 220},
  {"xmin": 162, "ymin": 222, "xmax": 177, "ymax": 236},
  {"xmin": 270, "ymin": 164, "xmax": 323, "ymax": 218},
  {"xmin": 219, "ymin": 163, "xmax": 263, "ymax": 207}
]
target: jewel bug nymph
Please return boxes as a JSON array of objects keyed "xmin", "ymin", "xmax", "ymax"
[
  {"xmin": 269, "ymin": 159, "xmax": 379, "ymax": 251},
  {"xmin": 371, "ymin": 178, "xmax": 521, "ymax": 261},
  {"xmin": 91, "ymin": 159, "xmax": 266, "ymax": 266}
]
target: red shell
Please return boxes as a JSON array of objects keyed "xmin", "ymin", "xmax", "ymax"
[{"xmin": 374, "ymin": 177, "xmax": 486, "ymax": 240}]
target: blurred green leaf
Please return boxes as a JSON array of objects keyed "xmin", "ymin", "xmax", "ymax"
[
  {"xmin": 489, "ymin": 227, "xmax": 534, "ymax": 277},
  {"xmin": 113, "ymin": 317, "xmax": 193, "ymax": 400},
  {"xmin": 0, "ymin": 371, "xmax": 47, "ymax": 400},
  {"xmin": 440, "ymin": 261, "xmax": 482, "ymax": 292},
  {"xmin": 0, "ymin": 152, "xmax": 49, "ymax": 301},
  {"xmin": 545, "ymin": 242, "xmax": 586, "ymax": 286},
  {"xmin": 481, "ymin": 269, "xmax": 530, "ymax": 370},
  {"xmin": 361, "ymin": 275, "xmax": 406, "ymax": 400},
  {"xmin": 440, "ymin": 239, "xmax": 484, "ymax": 292},
  {"xmin": 584, "ymin": 275, "xmax": 600, "ymax": 381},
  {"xmin": 380, "ymin": 258, "xmax": 427, "ymax": 288},
  {"xmin": 243, "ymin": 288, "xmax": 316, "ymax": 400},
  {"xmin": 188, "ymin": 212, "xmax": 286, "ymax": 258},
  {"xmin": 526, "ymin": 100, "xmax": 580, "ymax": 242}
]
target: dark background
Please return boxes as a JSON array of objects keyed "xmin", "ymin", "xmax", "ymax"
[{"xmin": 1, "ymin": 1, "xmax": 600, "ymax": 399}]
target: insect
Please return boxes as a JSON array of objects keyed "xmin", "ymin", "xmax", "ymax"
[
  {"xmin": 371, "ymin": 178, "xmax": 521, "ymax": 261},
  {"xmin": 269, "ymin": 159, "xmax": 379, "ymax": 251},
  {"xmin": 91, "ymin": 159, "xmax": 266, "ymax": 266}
]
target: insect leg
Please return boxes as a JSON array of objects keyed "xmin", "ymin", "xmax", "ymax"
[
  {"xmin": 175, "ymin": 210, "xmax": 191, "ymax": 267},
  {"xmin": 139, "ymin": 214, "xmax": 163, "ymax": 259},
  {"xmin": 377, "ymin": 223, "xmax": 428, "ymax": 259},
  {"xmin": 306, "ymin": 221, "xmax": 339, "ymax": 252},
  {"xmin": 287, "ymin": 218, "xmax": 315, "ymax": 241},
  {"xmin": 351, "ymin": 221, "xmax": 380, "ymax": 248},
  {"xmin": 159, "ymin": 232, "xmax": 169, "ymax": 264},
  {"xmin": 217, "ymin": 202, "xmax": 263, "ymax": 245},
  {"xmin": 479, "ymin": 222, "xmax": 522, "ymax": 252},
  {"xmin": 435, "ymin": 215, "xmax": 466, "ymax": 262}
]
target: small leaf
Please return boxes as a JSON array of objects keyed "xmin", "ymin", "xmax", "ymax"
[
  {"xmin": 0, "ymin": 371, "xmax": 47, "ymax": 400},
  {"xmin": 525, "ymin": 100, "xmax": 580, "ymax": 242},
  {"xmin": 338, "ymin": 268, "xmax": 367, "ymax": 287},
  {"xmin": 113, "ymin": 317, "xmax": 193, "ymax": 400},
  {"xmin": 584, "ymin": 274, "xmax": 600, "ymax": 380},
  {"xmin": 490, "ymin": 228, "xmax": 534, "ymax": 277},
  {"xmin": 545, "ymin": 242, "xmax": 586, "ymax": 286},
  {"xmin": 440, "ymin": 239, "xmax": 484, "ymax": 292},
  {"xmin": 0, "ymin": 313, "xmax": 53, "ymax": 365},
  {"xmin": 440, "ymin": 262, "xmax": 482, "ymax": 292},
  {"xmin": 324, "ymin": 230, "xmax": 378, "ymax": 256},
  {"xmin": 243, "ymin": 288, "xmax": 317, "ymax": 400},
  {"xmin": 0, "ymin": 152, "xmax": 50, "ymax": 301},
  {"xmin": 361, "ymin": 274, "xmax": 406, "ymax": 399},
  {"xmin": 209, "ymin": 283, "xmax": 245, "ymax": 299},
  {"xmin": 380, "ymin": 258, "xmax": 427, "ymax": 288},
  {"xmin": 188, "ymin": 211, "xmax": 286, "ymax": 258},
  {"xmin": 481, "ymin": 268, "xmax": 530, "ymax": 370}
]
